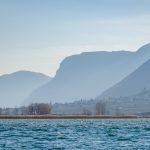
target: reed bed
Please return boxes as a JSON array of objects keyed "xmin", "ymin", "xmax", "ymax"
[{"xmin": 0, "ymin": 114, "xmax": 148, "ymax": 119}]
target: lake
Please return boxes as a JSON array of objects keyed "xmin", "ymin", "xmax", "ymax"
[{"xmin": 0, "ymin": 119, "xmax": 150, "ymax": 149}]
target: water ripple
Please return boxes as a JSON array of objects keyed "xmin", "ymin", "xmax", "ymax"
[{"xmin": 0, "ymin": 119, "xmax": 150, "ymax": 149}]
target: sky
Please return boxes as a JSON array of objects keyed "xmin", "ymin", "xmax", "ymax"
[{"xmin": 0, "ymin": 0, "xmax": 150, "ymax": 77}]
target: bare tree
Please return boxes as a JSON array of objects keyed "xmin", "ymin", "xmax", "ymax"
[
  {"xmin": 28, "ymin": 103, "xmax": 52, "ymax": 115},
  {"xmin": 28, "ymin": 103, "xmax": 37, "ymax": 115},
  {"xmin": 95, "ymin": 102, "xmax": 106, "ymax": 115},
  {"xmin": 0, "ymin": 108, "xmax": 2, "ymax": 115},
  {"xmin": 37, "ymin": 103, "xmax": 51, "ymax": 115}
]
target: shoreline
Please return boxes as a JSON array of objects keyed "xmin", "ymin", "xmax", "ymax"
[{"xmin": 0, "ymin": 115, "xmax": 149, "ymax": 119}]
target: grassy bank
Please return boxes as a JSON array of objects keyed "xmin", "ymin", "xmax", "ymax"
[{"xmin": 0, "ymin": 114, "xmax": 149, "ymax": 119}]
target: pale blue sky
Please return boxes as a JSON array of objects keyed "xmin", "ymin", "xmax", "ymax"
[{"xmin": 0, "ymin": 0, "xmax": 150, "ymax": 76}]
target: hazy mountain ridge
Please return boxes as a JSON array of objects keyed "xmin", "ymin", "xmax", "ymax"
[
  {"xmin": 26, "ymin": 43, "xmax": 150, "ymax": 104},
  {"xmin": 0, "ymin": 71, "xmax": 51, "ymax": 107},
  {"xmin": 99, "ymin": 59, "xmax": 150, "ymax": 99}
]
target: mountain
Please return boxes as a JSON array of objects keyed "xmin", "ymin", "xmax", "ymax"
[
  {"xmin": 0, "ymin": 71, "xmax": 51, "ymax": 107},
  {"xmin": 135, "ymin": 88, "xmax": 150, "ymax": 99},
  {"xmin": 100, "ymin": 59, "xmax": 150, "ymax": 98},
  {"xmin": 26, "ymin": 43, "xmax": 150, "ymax": 104}
]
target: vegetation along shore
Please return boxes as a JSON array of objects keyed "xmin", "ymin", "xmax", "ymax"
[{"xmin": 0, "ymin": 114, "xmax": 149, "ymax": 119}]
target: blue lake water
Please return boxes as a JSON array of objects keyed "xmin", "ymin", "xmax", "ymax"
[{"xmin": 0, "ymin": 119, "xmax": 150, "ymax": 150}]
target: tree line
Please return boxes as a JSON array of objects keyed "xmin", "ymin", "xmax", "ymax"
[
  {"xmin": 0, "ymin": 103, "xmax": 52, "ymax": 115},
  {"xmin": 0, "ymin": 101, "xmax": 107, "ymax": 115},
  {"xmin": 82, "ymin": 101, "xmax": 107, "ymax": 115}
]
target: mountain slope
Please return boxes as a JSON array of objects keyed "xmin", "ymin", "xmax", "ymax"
[
  {"xmin": 135, "ymin": 88, "xmax": 150, "ymax": 99},
  {"xmin": 27, "ymin": 43, "xmax": 150, "ymax": 104},
  {"xmin": 100, "ymin": 59, "xmax": 150, "ymax": 98},
  {"xmin": 0, "ymin": 71, "xmax": 51, "ymax": 107}
]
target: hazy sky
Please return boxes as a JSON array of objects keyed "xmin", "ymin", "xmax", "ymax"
[{"xmin": 0, "ymin": 0, "xmax": 150, "ymax": 76}]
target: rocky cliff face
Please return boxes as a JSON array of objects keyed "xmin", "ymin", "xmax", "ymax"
[{"xmin": 27, "ymin": 43, "xmax": 150, "ymax": 104}]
